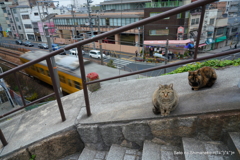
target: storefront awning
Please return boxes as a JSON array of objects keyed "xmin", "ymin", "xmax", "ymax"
[
  {"xmin": 144, "ymin": 39, "xmax": 192, "ymax": 46},
  {"xmin": 215, "ymin": 36, "xmax": 227, "ymax": 43}
]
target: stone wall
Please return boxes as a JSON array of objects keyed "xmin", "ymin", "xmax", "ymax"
[
  {"xmin": 3, "ymin": 129, "xmax": 84, "ymax": 160},
  {"xmin": 77, "ymin": 111, "xmax": 240, "ymax": 151}
]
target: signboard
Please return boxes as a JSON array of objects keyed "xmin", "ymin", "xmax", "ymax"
[{"xmin": 178, "ymin": 26, "xmax": 184, "ymax": 33}]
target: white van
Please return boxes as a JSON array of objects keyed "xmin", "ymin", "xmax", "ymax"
[
  {"xmin": 68, "ymin": 48, "xmax": 85, "ymax": 57},
  {"xmin": 89, "ymin": 50, "xmax": 106, "ymax": 59}
]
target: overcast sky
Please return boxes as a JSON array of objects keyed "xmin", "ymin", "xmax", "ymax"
[{"xmin": 59, "ymin": 0, "xmax": 104, "ymax": 6}]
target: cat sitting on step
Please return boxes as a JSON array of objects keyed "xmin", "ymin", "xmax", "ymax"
[
  {"xmin": 188, "ymin": 66, "xmax": 217, "ymax": 91},
  {"xmin": 152, "ymin": 83, "xmax": 179, "ymax": 116}
]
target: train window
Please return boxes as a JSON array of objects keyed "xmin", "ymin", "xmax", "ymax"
[
  {"xmin": 39, "ymin": 68, "xmax": 45, "ymax": 75},
  {"xmin": 30, "ymin": 65, "xmax": 36, "ymax": 71},
  {"xmin": 46, "ymin": 70, "xmax": 50, "ymax": 77},
  {"xmin": 74, "ymin": 81, "xmax": 81, "ymax": 89},
  {"xmin": 59, "ymin": 75, "xmax": 66, "ymax": 83},
  {"xmin": 36, "ymin": 67, "xmax": 40, "ymax": 73},
  {"xmin": 68, "ymin": 79, "xmax": 72, "ymax": 86}
]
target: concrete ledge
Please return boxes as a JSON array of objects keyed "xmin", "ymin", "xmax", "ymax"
[{"xmin": 77, "ymin": 66, "xmax": 240, "ymax": 124}]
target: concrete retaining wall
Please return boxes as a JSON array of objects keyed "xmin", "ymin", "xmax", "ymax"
[{"xmin": 77, "ymin": 111, "xmax": 240, "ymax": 151}]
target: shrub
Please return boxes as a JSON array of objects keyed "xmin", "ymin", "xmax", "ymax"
[{"xmin": 162, "ymin": 58, "xmax": 240, "ymax": 75}]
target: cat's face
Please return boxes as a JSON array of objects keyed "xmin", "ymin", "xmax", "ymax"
[
  {"xmin": 188, "ymin": 70, "xmax": 202, "ymax": 87},
  {"xmin": 158, "ymin": 84, "xmax": 174, "ymax": 100}
]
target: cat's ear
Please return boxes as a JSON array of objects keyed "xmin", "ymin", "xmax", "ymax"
[
  {"xmin": 159, "ymin": 84, "xmax": 163, "ymax": 89},
  {"xmin": 169, "ymin": 83, "xmax": 173, "ymax": 89}
]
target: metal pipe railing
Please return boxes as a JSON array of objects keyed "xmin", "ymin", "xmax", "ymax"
[{"xmin": 0, "ymin": 0, "xmax": 223, "ymax": 145}]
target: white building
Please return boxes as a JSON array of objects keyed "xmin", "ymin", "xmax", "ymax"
[{"xmin": 19, "ymin": 6, "xmax": 60, "ymax": 41}]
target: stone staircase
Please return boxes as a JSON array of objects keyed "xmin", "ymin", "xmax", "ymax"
[{"xmin": 74, "ymin": 132, "xmax": 240, "ymax": 160}]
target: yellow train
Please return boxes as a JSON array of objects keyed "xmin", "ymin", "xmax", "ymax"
[{"xmin": 20, "ymin": 50, "xmax": 139, "ymax": 94}]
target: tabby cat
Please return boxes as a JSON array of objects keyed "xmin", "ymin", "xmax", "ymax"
[
  {"xmin": 188, "ymin": 66, "xmax": 217, "ymax": 90},
  {"xmin": 152, "ymin": 83, "xmax": 179, "ymax": 116}
]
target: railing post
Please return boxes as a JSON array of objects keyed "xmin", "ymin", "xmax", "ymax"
[
  {"xmin": 0, "ymin": 129, "xmax": 7, "ymax": 146},
  {"xmin": 46, "ymin": 58, "xmax": 66, "ymax": 122},
  {"xmin": 193, "ymin": 5, "xmax": 206, "ymax": 60},
  {"xmin": 77, "ymin": 45, "xmax": 91, "ymax": 116},
  {"xmin": 13, "ymin": 72, "xmax": 26, "ymax": 107}
]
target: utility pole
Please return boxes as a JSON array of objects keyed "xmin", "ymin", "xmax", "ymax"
[
  {"xmin": 87, "ymin": 0, "xmax": 95, "ymax": 49},
  {"xmin": 71, "ymin": 4, "xmax": 77, "ymax": 39},
  {"xmin": 164, "ymin": 39, "xmax": 169, "ymax": 74},
  {"xmin": 97, "ymin": 14, "xmax": 103, "ymax": 65},
  {"xmin": 44, "ymin": 25, "xmax": 62, "ymax": 97}
]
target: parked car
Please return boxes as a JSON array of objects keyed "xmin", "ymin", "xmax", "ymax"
[
  {"xmin": 69, "ymin": 48, "xmax": 85, "ymax": 56},
  {"xmin": 89, "ymin": 50, "xmax": 106, "ymax": 59},
  {"xmin": 52, "ymin": 44, "xmax": 60, "ymax": 51},
  {"xmin": 24, "ymin": 41, "xmax": 34, "ymax": 47},
  {"xmin": 15, "ymin": 40, "xmax": 23, "ymax": 45},
  {"xmin": 153, "ymin": 53, "xmax": 168, "ymax": 60},
  {"xmin": 38, "ymin": 43, "xmax": 48, "ymax": 49}
]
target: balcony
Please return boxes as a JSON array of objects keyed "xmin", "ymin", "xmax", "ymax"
[{"xmin": 145, "ymin": 1, "xmax": 183, "ymax": 8}]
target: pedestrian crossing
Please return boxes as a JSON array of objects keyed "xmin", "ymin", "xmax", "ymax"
[{"xmin": 104, "ymin": 57, "xmax": 132, "ymax": 69}]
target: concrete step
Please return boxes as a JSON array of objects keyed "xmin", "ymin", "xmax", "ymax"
[
  {"xmin": 142, "ymin": 141, "xmax": 184, "ymax": 160},
  {"xmin": 225, "ymin": 132, "xmax": 240, "ymax": 160},
  {"xmin": 106, "ymin": 144, "xmax": 141, "ymax": 160},
  {"xmin": 182, "ymin": 138, "xmax": 232, "ymax": 160},
  {"xmin": 78, "ymin": 147, "xmax": 108, "ymax": 160}
]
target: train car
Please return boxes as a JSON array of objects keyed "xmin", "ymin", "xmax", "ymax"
[{"xmin": 19, "ymin": 50, "xmax": 141, "ymax": 94}]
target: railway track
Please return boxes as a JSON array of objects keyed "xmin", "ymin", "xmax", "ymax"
[{"xmin": 0, "ymin": 48, "xmax": 21, "ymax": 58}]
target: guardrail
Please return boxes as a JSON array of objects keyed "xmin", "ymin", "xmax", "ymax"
[{"xmin": 1, "ymin": 0, "xmax": 237, "ymax": 146}]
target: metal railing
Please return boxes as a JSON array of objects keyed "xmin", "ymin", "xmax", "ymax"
[{"xmin": 1, "ymin": 0, "xmax": 239, "ymax": 145}]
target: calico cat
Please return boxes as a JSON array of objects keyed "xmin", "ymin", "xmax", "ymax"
[
  {"xmin": 188, "ymin": 66, "xmax": 217, "ymax": 91},
  {"xmin": 152, "ymin": 83, "xmax": 179, "ymax": 116}
]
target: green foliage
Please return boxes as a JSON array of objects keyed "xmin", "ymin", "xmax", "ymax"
[
  {"xmin": 26, "ymin": 92, "xmax": 38, "ymax": 101},
  {"xmin": 29, "ymin": 155, "xmax": 36, "ymax": 160},
  {"xmin": 162, "ymin": 58, "xmax": 240, "ymax": 75},
  {"xmin": 107, "ymin": 59, "xmax": 116, "ymax": 68}
]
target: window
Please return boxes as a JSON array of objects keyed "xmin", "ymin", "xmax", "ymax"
[
  {"xmin": 177, "ymin": 13, "xmax": 182, "ymax": 19},
  {"xmin": 13, "ymin": 9, "xmax": 16, "ymax": 14},
  {"xmin": 34, "ymin": 12, "xmax": 38, "ymax": 16},
  {"xmin": 207, "ymin": 31, "xmax": 213, "ymax": 37},
  {"xmin": 216, "ymin": 28, "xmax": 224, "ymax": 36},
  {"xmin": 18, "ymin": 26, "xmax": 21, "ymax": 30},
  {"xmin": 8, "ymin": 24, "xmax": 11, "ymax": 27},
  {"xmin": 210, "ymin": 18, "xmax": 214, "ymax": 25},
  {"xmin": 30, "ymin": 65, "xmax": 36, "ymax": 71},
  {"xmin": 3, "ymin": 9, "xmax": 6, "ymax": 13},
  {"xmin": 74, "ymin": 81, "xmax": 81, "ymax": 89},
  {"xmin": 185, "ymin": 11, "xmax": 190, "ymax": 18},
  {"xmin": 149, "ymin": 29, "xmax": 169, "ymax": 36},
  {"xmin": 191, "ymin": 19, "xmax": 195, "ymax": 25},
  {"xmin": 27, "ymin": 34, "xmax": 35, "ymax": 40},
  {"xmin": 232, "ymin": 28, "xmax": 238, "ymax": 32},
  {"xmin": 150, "ymin": 12, "xmax": 169, "ymax": 19},
  {"xmin": 46, "ymin": 70, "xmax": 50, "ymax": 77},
  {"xmin": 68, "ymin": 79, "xmax": 72, "ymax": 86},
  {"xmin": 24, "ymin": 24, "xmax": 32, "ymax": 29},
  {"xmin": 15, "ymin": 17, "xmax": 19, "ymax": 22},
  {"xmin": 196, "ymin": 18, "xmax": 199, "ymax": 24},
  {"xmin": 22, "ymin": 15, "xmax": 30, "ymax": 19},
  {"xmin": 12, "ymin": 26, "xmax": 15, "ymax": 30},
  {"xmin": 59, "ymin": 75, "xmax": 66, "ymax": 83},
  {"xmin": 36, "ymin": 67, "xmax": 40, "ymax": 73},
  {"xmin": 39, "ymin": 68, "xmax": 45, "ymax": 75}
]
